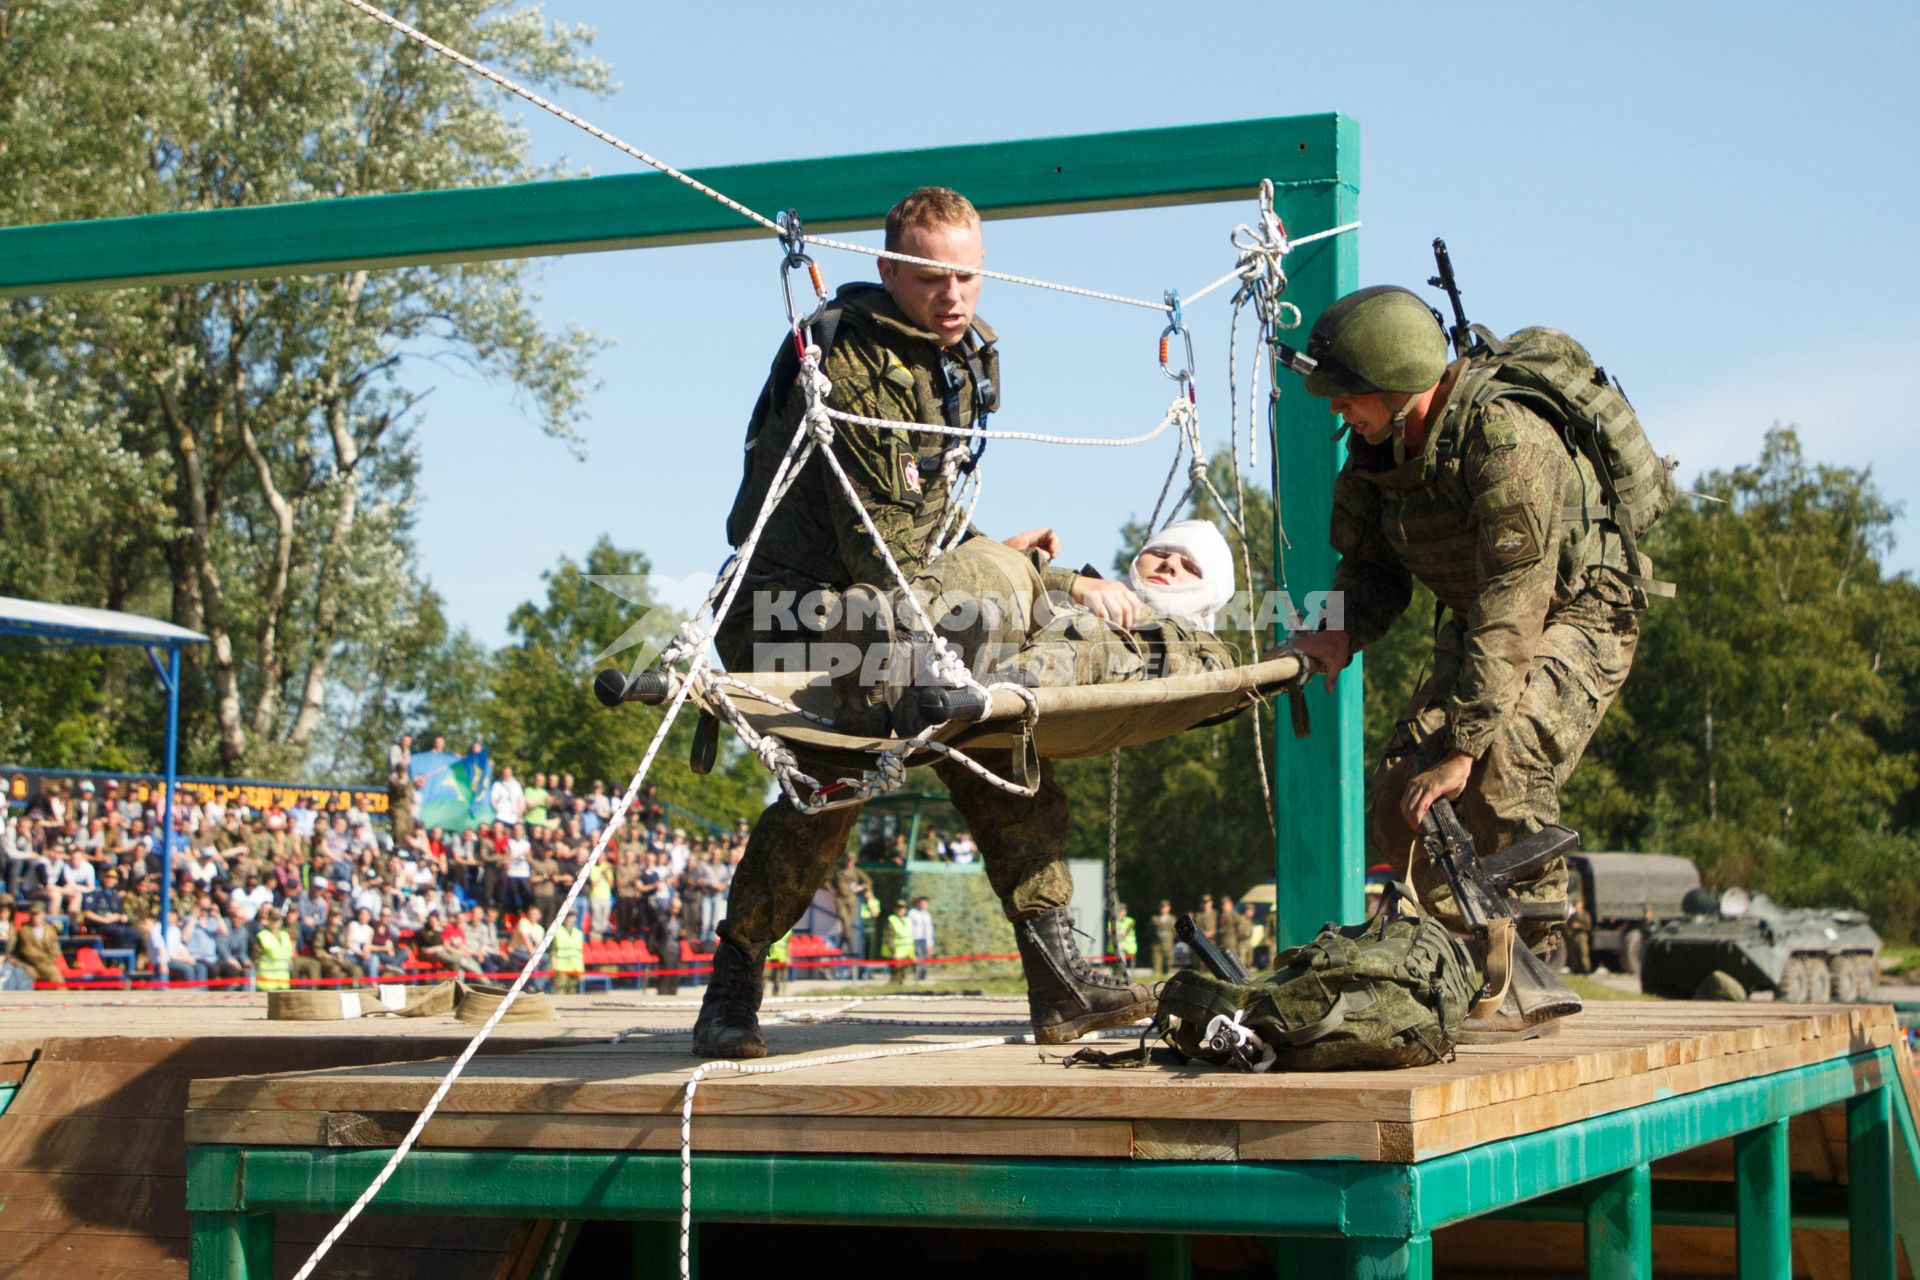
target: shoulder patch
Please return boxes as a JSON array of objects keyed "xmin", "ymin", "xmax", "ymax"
[
  {"xmin": 1472, "ymin": 401, "xmax": 1523, "ymax": 452},
  {"xmin": 1478, "ymin": 502, "xmax": 1543, "ymax": 573},
  {"xmin": 879, "ymin": 353, "xmax": 916, "ymax": 391}
]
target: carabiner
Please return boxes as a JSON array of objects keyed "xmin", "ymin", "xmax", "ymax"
[
  {"xmin": 1160, "ymin": 321, "xmax": 1196, "ymax": 388},
  {"xmin": 777, "ymin": 209, "xmax": 829, "ymax": 335}
]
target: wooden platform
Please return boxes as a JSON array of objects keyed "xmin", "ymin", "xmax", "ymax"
[
  {"xmin": 0, "ymin": 989, "xmax": 656, "ymax": 1279},
  {"xmin": 188, "ymin": 998, "xmax": 1898, "ymax": 1165}
]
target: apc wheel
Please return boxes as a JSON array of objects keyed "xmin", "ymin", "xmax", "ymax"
[
  {"xmin": 1833, "ymin": 955, "xmax": 1864, "ymax": 1003},
  {"xmin": 1620, "ymin": 927, "xmax": 1647, "ymax": 977},
  {"xmin": 1805, "ymin": 956, "xmax": 1833, "ymax": 1003},
  {"xmin": 1779, "ymin": 957, "xmax": 1813, "ymax": 1004},
  {"xmin": 1850, "ymin": 954, "xmax": 1879, "ymax": 1002}
]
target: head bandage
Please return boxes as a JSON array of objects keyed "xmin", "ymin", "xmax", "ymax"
[{"xmin": 1127, "ymin": 520, "xmax": 1235, "ymax": 630}]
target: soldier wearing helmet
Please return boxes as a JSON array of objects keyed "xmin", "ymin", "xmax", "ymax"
[{"xmin": 1290, "ymin": 286, "xmax": 1643, "ymax": 1036}]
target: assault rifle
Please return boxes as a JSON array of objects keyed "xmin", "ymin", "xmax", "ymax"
[
  {"xmin": 1427, "ymin": 238, "xmax": 1474, "ymax": 359},
  {"xmin": 1419, "ymin": 798, "xmax": 1584, "ymax": 1025},
  {"xmin": 1177, "ymin": 913, "xmax": 1249, "ymax": 984}
]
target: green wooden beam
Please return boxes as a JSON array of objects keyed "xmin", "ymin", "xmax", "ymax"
[
  {"xmin": 0, "ymin": 114, "xmax": 1348, "ymax": 298},
  {"xmin": 1270, "ymin": 112, "xmax": 1364, "ymax": 944},
  {"xmin": 1735, "ymin": 1121, "xmax": 1791, "ymax": 1279},
  {"xmin": 1848, "ymin": 1086, "xmax": 1896, "ymax": 1280},
  {"xmin": 1394, "ymin": 1048, "xmax": 1896, "ymax": 1236},
  {"xmin": 1584, "ymin": 1163, "xmax": 1652, "ymax": 1280}
]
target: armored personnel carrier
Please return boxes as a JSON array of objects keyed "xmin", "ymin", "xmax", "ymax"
[{"xmin": 1640, "ymin": 887, "xmax": 1882, "ymax": 1002}]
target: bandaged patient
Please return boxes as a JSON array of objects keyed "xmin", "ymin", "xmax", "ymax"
[{"xmin": 823, "ymin": 520, "xmax": 1247, "ymax": 735}]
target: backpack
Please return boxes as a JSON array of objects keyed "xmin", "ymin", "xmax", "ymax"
[
  {"xmin": 1457, "ymin": 325, "xmax": 1678, "ymax": 598},
  {"xmin": 1155, "ymin": 903, "xmax": 1482, "ymax": 1072},
  {"xmin": 725, "ymin": 283, "xmax": 997, "ymax": 550}
]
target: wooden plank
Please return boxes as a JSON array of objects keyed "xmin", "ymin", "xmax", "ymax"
[
  {"xmin": 1237, "ymin": 1118, "xmax": 1388, "ymax": 1162},
  {"xmin": 0, "ymin": 1171, "xmax": 187, "ymax": 1237},
  {"xmin": 0, "ymin": 1229, "xmax": 184, "ymax": 1277},
  {"xmin": 5, "ymin": 1064, "xmax": 190, "ymax": 1118},
  {"xmin": 185, "ymin": 1006, "xmax": 1869, "ymax": 1132},
  {"xmin": 0, "ymin": 1116, "xmax": 183, "ymax": 1176},
  {"xmin": 1406, "ymin": 1038, "xmax": 1891, "ymax": 1162},
  {"xmin": 1129, "ymin": 1120, "xmax": 1237, "ymax": 1161},
  {"xmin": 185, "ymin": 1108, "xmax": 1137, "ymax": 1160}
]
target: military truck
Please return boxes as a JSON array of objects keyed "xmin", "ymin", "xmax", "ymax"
[
  {"xmin": 1640, "ymin": 888, "xmax": 1882, "ymax": 1003},
  {"xmin": 1563, "ymin": 851, "xmax": 1702, "ymax": 976}
]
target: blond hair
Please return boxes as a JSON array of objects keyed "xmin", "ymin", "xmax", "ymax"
[{"xmin": 884, "ymin": 187, "xmax": 979, "ymax": 251}]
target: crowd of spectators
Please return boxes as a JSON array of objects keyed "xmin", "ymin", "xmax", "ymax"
[{"xmin": 2, "ymin": 768, "xmax": 756, "ymax": 989}]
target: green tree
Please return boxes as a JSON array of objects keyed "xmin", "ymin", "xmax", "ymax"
[
  {"xmin": 0, "ymin": 1, "xmax": 606, "ymax": 775},
  {"xmin": 484, "ymin": 539, "xmax": 768, "ymax": 829},
  {"xmin": 1597, "ymin": 428, "xmax": 1920, "ymax": 932}
]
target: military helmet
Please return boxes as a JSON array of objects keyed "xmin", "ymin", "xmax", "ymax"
[{"xmin": 1303, "ymin": 286, "xmax": 1449, "ymax": 398}]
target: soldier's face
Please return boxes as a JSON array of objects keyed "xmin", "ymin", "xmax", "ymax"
[
  {"xmin": 1135, "ymin": 548, "xmax": 1202, "ymax": 588},
  {"xmin": 1328, "ymin": 391, "xmax": 1397, "ymax": 444},
  {"xmin": 880, "ymin": 219, "xmax": 983, "ymax": 348}
]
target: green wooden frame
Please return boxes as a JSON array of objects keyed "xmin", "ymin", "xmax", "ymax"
[
  {"xmin": 184, "ymin": 1047, "xmax": 1915, "ymax": 1280},
  {"xmin": 0, "ymin": 113, "xmax": 1363, "ymax": 942}
]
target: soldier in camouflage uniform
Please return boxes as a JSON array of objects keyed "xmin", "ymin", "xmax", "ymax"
[
  {"xmin": 1292, "ymin": 286, "xmax": 1642, "ymax": 1033},
  {"xmin": 698, "ymin": 188, "xmax": 1154, "ymax": 1059}
]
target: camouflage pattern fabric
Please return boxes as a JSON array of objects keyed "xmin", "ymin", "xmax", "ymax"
[
  {"xmin": 716, "ymin": 295, "xmax": 1076, "ymax": 960},
  {"xmin": 1332, "ymin": 364, "xmax": 1643, "ymax": 954}
]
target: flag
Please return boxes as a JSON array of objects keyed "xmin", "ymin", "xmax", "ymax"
[{"xmin": 411, "ymin": 748, "xmax": 496, "ymax": 832}]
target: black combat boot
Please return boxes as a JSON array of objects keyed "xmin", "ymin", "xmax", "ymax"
[
  {"xmin": 1013, "ymin": 908, "xmax": 1156, "ymax": 1045},
  {"xmin": 691, "ymin": 938, "xmax": 768, "ymax": 1059}
]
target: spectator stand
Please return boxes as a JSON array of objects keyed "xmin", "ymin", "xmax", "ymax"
[{"xmin": 0, "ymin": 597, "xmax": 207, "ymax": 932}]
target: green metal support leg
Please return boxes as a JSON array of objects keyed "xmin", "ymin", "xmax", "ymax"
[
  {"xmin": 1584, "ymin": 1162, "xmax": 1652, "ymax": 1280},
  {"xmin": 1735, "ymin": 1120, "xmax": 1791, "ymax": 1279},
  {"xmin": 1848, "ymin": 1086, "xmax": 1895, "ymax": 1280},
  {"xmin": 1146, "ymin": 1234, "xmax": 1192, "ymax": 1280},
  {"xmin": 188, "ymin": 1212, "xmax": 275, "ymax": 1280}
]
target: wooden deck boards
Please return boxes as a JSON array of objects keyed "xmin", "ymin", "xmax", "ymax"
[{"xmin": 182, "ymin": 998, "xmax": 1901, "ymax": 1165}]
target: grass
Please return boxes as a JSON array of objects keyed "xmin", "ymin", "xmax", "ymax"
[{"xmin": 1564, "ymin": 973, "xmax": 1660, "ymax": 1002}]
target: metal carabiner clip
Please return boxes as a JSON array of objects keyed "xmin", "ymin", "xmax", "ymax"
[
  {"xmin": 777, "ymin": 209, "xmax": 828, "ymax": 342},
  {"xmin": 1159, "ymin": 289, "xmax": 1195, "ymax": 393}
]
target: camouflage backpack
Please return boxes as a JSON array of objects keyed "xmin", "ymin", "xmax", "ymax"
[
  {"xmin": 1456, "ymin": 325, "xmax": 1679, "ymax": 598},
  {"xmin": 1156, "ymin": 904, "xmax": 1482, "ymax": 1072}
]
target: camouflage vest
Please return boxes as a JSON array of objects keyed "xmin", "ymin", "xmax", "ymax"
[
  {"xmin": 1156, "ymin": 907, "xmax": 1482, "ymax": 1071},
  {"xmin": 1333, "ymin": 369, "xmax": 1609, "ymax": 617},
  {"xmin": 726, "ymin": 284, "xmax": 999, "ymax": 585}
]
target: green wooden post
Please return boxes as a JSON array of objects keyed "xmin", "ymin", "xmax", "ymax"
[
  {"xmin": 1583, "ymin": 1163, "xmax": 1652, "ymax": 1280},
  {"xmin": 1271, "ymin": 1235, "xmax": 1428, "ymax": 1280},
  {"xmin": 1847, "ymin": 1087, "xmax": 1895, "ymax": 1280},
  {"xmin": 1269, "ymin": 113, "xmax": 1364, "ymax": 945},
  {"xmin": 1146, "ymin": 1234, "xmax": 1193, "ymax": 1280},
  {"xmin": 1734, "ymin": 1120, "xmax": 1791, "ymax": 1279},
  {"xmin": 188, "ymin": 1212, "xmax": 275, "ymax": 1280}
]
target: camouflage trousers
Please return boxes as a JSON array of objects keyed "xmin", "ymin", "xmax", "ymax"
[
  {"xmin": 1372, "ymin": 579, "xmax": 1640, "ymax": 955},
  {"xmin": 714, "ymin": 538, "xmax": 1077, "ymax": 959}
]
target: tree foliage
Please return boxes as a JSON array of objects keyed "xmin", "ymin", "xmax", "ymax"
[
  {"xmin": 481, "ymin": 539, "xmax": 769, "ymax": 830},
  {"xmin": 0, "ymin": 0, "xmax": 605, "ymax": 774}
]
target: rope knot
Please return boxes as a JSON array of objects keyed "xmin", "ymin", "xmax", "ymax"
[
  {"xmin": 755, "ymin": 734, "xmax": 798, "ymax": 775},
  {"xmin": 872, "ymin": 751, "xmax": 908, "ymax": 793}
]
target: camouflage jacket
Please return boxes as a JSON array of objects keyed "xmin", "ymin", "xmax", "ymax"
[
  {"xmin": 1330, "ymin": 360, "xmax": 1633, "ymax": 759},
  {"xmin": 728, "ymin": 284, "xmax": 1077, "ymax": 597}
]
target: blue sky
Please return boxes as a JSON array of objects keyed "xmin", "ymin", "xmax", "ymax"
[{"xmin": 404, "ymin": 2, "xmax": 1919, "ymax": 647}]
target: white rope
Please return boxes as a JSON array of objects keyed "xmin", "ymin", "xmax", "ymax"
[
  {"xmin": 673, "ymin": 1024, "xmax": 1148, "ymax": 1277},
  {"xmin": 1181, "ymin": 219, "xmax": 1361, "ymax": 308},
  {"xmin": 338, "ymin": 0, "xmax": 781, "ymax": 234},
  {"xmin": 678, "ymin": 1037, "xmax": 1015, "ymax": 1278},
  {"xmin": 801, "ymin": 234, "xmax": 1164, "ymax": 311},
  {"xmin": 338, "ymin": 0, "xmax": 1195, "ymax": 316},
  {"xmin": 821, "ymin": 398, "xmax": 1191, "ymax": 448},
  {"xmin": 288, "ymin": 277, "xmax": 832, "ymax": 1280}
]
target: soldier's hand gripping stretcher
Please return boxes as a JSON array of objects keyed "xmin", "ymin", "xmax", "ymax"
[{"xmin": 1419, "ymin": 798, "xmax": 1584, "ymax": 1037}]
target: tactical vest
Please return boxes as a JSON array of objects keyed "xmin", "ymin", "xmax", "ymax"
[
  {"xmin": 1334, "ymin": 373, "xmax": 1608, "ymax": 618},
  {"xmin": 725, "ymin": 283, "xmax": 999, "ymax": 567},
  {"xmin": 1456, "ymin": 326, "xmax": 1676, "ymax": 597}
]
